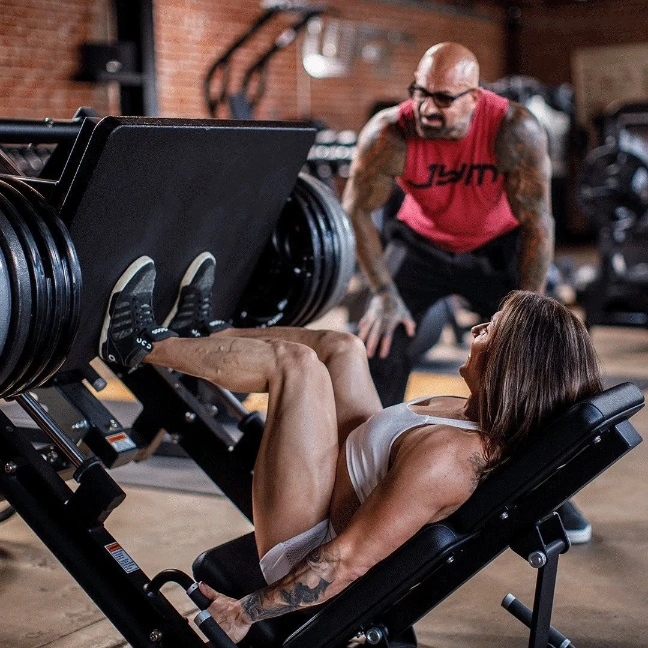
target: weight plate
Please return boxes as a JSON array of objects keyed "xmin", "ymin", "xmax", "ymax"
[
  {"xmin": 299, "ymin": 173, "xmax": 356, "ymax": 318},
  {"xmin": 0, "ymin": 192, "xmax": 48, "ymax": 396},
  {"xmin": 0, "ymin": 245, "xmax": 11, "ymax": 359},
  {"xmin": 233, "ymin": 190, "xmax": 319, "ymax": 328},
  {"xmin": 0, "ymin": 179, "xmax": 64, "ymax": 390},
  {"xmin": 578, "ymin": 145, "xmax": 648, "ymax": 225},
  {"xmin": 270, "ymin": 189, "xmax": 320, "ymax": 327},
  {"xmin": 296, "ymin": 173, "xmax": 341, "ymax": 321},
  {"xmin": 5, "ymin": 178, "xmax": 81, "ymax": 383},
  {"xmin": 0, "ymin": 208, "xmax": 32, "ymax": 397},
  {"xmin": 288, "ymin": 184, "xmax": 325, "ymax": 326},
  {"xmin": 293, "ymin": 177, "xmax": 335, "ymax": 325}
]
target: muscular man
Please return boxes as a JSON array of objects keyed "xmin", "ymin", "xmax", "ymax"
[{"xmin": 342, "ymin": 42, "xmax": 554, "ymax": 407}]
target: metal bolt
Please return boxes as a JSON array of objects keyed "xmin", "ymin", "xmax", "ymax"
[
  {"xmin": 71, "ymin": 419, "xmax": 90, "ymax": 432},
  {"xmin": 4, "ymin": 461, "xmax": 17, "ymax": 474},
  {"xmin": 170, "ymin": 433, "xmax": 181, "ymax": 444},
  {"xmin": 44, "ymin": 117, "xmax": 54, "ymax": 126},
  {"xmin": 92, "ymin": 377, "xmax": 107, "ymax": 391},
  {"xmin": 184, "ymin": 411, "xmax": 197, "ymax": 423},
  {"xmin": 46, "ymin": 449, "xmax": 59, "ymax": 464},
  {"xmin": 528, "ymin": 551, "xmax": 547, "ymax": 569},
  {"xmin": 149, "ymin": 629, "xmax": 163, "ymax": 642},
  {"xmin": 109, "ymin": 419, "xmax": 120, "ymax": 431},
  {"xmin": 105, "ymin": 59, "xmax": 122, "ymax": 74},
  {"xmin": 446, "ymin": 555, "xmax": 455, "ymax": 564},
  {"xmin": 500, "ymin": 511, "xmax": 509, "ymax": 521},
  {"xmin": 593, "ymin": 435, "xmax": 602, "ymax": 444},
  {"xmin": 366, "ymin": 627, "xmax": 383, "ymax": 645}
]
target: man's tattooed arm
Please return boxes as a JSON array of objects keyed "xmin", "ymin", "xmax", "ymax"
[
  {"xmin": 342, "ymin": 107, "xmax": 406, "ymax": 292},
  {"xmin": 495, "ymin": 102, "xmax": 554, "ymax": 293},
  {"xmin": 239, "ymin": 543, "xmax": 351, "ymax": 623}
]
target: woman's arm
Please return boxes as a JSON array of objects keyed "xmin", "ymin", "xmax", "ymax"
[{"xmin": 200, "ymin": 431, "xmax": 475, "ymax": 642}]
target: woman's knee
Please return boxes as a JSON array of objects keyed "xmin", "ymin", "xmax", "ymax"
[
  {"xmin": 270, "ymin": 340, "xmax": 327, "ymax": 380},
  {"xmin": 316, "ymin": 330, "xmax": 367, "ymax": 364}
]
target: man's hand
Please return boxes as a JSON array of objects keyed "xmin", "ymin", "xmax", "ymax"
[
  {"xmin": 199, "ymin": 581, "xmax": 252, "ymax": 643},
  {"xmin": 358, "ymin": 285, "xmax": 416, "ymax": 358}
]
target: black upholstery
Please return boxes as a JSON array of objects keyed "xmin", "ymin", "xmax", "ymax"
[{"xmin": 193, "ymin": 382, "xmax": 644, "ymax": 648}]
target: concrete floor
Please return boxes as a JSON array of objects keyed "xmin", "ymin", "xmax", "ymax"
[{"xmin": 0, "ymin": 324, "xmax": 647, "ymax": 648}]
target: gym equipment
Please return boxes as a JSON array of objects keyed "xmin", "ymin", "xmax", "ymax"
[
  {"xmin": 234, "ymin": 172, "xmax": 355, "ymax": 328},
  {"xmin": 204, "ymin": 1, "xmax": 326, "ymax": 119},
  {"xmin": 0, "ymin": 111, "xmax": 357, "ymax": 644},
  {"xmin": 306, "ymin": 128, "xmax": 358, "ymax": 181},
  {"xmin": 576, "ymin": 103, "xmax": 648, "ymax": 328}
]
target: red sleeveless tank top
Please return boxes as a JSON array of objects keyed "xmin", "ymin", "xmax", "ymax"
[{"xmin": 395, "ymin": 90, "xmax": 519, "ymax": 253}]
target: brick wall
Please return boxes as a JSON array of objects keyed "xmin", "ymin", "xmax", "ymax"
[
  {"xmin": 514, "ymin": 0, "xmax": 648, "ymax": 86},
  {"xmin": 1, "ymin": 0, "xmax": 506, "ymax": 130},
  {"xmin": 0, "ymin": 0, "xmax": 116, "ymax": 119},
  {"xmin": 155, "ymin": 0, "xmax": 506, "ymax": 130}
]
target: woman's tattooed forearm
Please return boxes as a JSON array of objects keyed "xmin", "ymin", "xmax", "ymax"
[{"xmin": 240, "ymin": 547, "xmax": 338, "ymax": 622}]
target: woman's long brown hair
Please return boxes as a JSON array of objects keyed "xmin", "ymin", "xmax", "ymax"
[{"xmin": 477, "ymin": 291, "xmax": 603, "ymax": 472}]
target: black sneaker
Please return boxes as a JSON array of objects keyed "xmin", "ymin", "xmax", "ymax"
[
  {"xmin": 557, "ymin": 501, "xmax": 592, "ymax": 545},
  {"xmin": 163, "ymin": 252, "xmax": 231, "ymax": 337},
  {"xmin": 99, "ymin": 256, "xmax": 177, "ymax": 369}
]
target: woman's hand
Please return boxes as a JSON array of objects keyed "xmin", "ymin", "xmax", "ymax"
[{"xmin": 198, "ymin": 581, "xmax": 252, "ymax": 643}]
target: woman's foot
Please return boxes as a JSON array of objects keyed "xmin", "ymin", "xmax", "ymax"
[
  {"xmin": 162, "ymin": 252, "xmax": 230, "ymax": 337},
  {"xmin": 99, "ymin": 256, "xmax": 176, "ymax": 369}
]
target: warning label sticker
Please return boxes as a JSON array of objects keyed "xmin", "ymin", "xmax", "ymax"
[
  {"xmin": 105, "ymin": 542, "xmax": 140, "ymax": 573},
  {"xmin": 106, "ymin": 432, "xmax": 137, "ymax": 453}
]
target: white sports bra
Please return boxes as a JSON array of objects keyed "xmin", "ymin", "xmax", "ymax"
[{"xmin": 345, "ymin": 396, "xmax": 479, "ymax": 503}]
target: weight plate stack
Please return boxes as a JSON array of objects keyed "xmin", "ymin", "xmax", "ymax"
[
  {"xmin": 0, "ymin": 176, "xmax": 82, "ymax": 398},
  {"xmin": 233, "ymin": 188, "xmax": 320, "ymax": 328},
  {"xmin": 291, "ymin": 177, "xmax": 334, "ymax": 326},
  {"xmin": 0, "ymin": 204, "xmax": 33, "ymax": 396},
  {"xmin": 0, "ymin": 190, "xmax": 49, "ymax": 395},
  {"xmin": 233, "ymin": 172, "xmax": 356, "ymax": 329},
  {"xmin": 9, "ymin": 177, "xmax": 83, "ymax": 385},
  {"xmin": 298, "ymin": 173, "xmax": 356, "ymax": 321}
]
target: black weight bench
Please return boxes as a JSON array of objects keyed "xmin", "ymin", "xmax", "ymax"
[{"xmin": 193, "ymin": 381, "xmax": 644, "ymax": 648}]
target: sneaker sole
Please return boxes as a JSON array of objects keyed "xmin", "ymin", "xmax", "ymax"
[
  {"xmin": 565, "ymin": 524, "xmax": 592, "ymax": 544},
  {"xmin": 162, "ymin": 251, "xmax": 216, "ymax": 329},
  {"xmin": 98, "ymin": 256, "xmax": 155, "ymax": 359}
]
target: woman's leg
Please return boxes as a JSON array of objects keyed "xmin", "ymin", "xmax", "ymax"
[
  {"xmin": 146, "ymin": 335, "xmax": 339, "ymax": 556},
  {"xmin": 211, "ymin": 327, "xmax": 382, "ymax": 441}
]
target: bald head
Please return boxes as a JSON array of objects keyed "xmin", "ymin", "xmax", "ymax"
[
  {"xmin": 409, "ymin": 43, "xmax": 482, "ymax": 140},
  {"xmin": 417, "ymin": 43, "xmax": 480, "ymax": 89}
]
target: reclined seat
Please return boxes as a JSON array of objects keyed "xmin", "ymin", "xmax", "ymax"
[{"xmin": 194, "ymin": 381, "xmax": 644, "ymax": 648}]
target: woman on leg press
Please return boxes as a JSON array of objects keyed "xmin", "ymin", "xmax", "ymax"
[{"xmin": 99, "ymin": 252, "xmax": 602, "ymax": 642}]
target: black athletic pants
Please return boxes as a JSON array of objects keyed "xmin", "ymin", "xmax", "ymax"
[{"xmin": 368, "ymin": 220, "xmax": 520, "ymax": 407}]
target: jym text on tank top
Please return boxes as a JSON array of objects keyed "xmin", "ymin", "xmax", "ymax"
[{"xmin": 395, "ymin": 90, "xmax": 519, "ymax": 253}]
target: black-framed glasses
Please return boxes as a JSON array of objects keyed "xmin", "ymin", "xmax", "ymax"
[{"xmin": 408, "ymin": 83, "xmax": 476, "ymax": 109}]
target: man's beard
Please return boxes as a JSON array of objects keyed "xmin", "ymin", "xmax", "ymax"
[{"xmin": 416, "ymin": 112, "xmax": 449, "ymax": 138}]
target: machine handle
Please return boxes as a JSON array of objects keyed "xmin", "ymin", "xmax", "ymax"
[{"xmin": 194, "ymin": 610, "xmax": 239, "ymax": 648}]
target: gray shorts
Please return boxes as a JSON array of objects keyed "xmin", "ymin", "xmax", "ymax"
[{"xmin": 259, "ymin": 519, "xmax": 336, "ymax": 584}]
